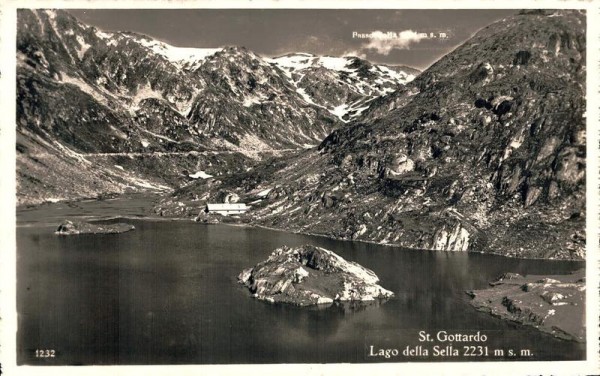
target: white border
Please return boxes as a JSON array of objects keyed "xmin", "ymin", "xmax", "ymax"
[{"xmin": 1, "ymin": 1, "xmax": 598, "ymax": 375}]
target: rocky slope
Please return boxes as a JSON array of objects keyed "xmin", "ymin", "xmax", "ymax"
[
  {"xmin": 467, "ymin": 269, "xmax": 585, "ymax": 342},
  {"xmin": 16, "ymin": 9, "xmax": 245, "ymax": 204},
  {"xmin": 238, "ymin": 245, "xmax": 394, "ymax": 306},
  {"xmin": 160, "ymin": 10, "xmax": 586, "ymax": 260},
  {"xmin": 18, "ymin": 9, "xmax": 418, "ymax": 205}
]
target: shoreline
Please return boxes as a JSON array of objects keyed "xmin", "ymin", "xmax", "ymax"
[
  {"xmin": 250, "ymin": 223, "xmax": 586, "ymax": 263},
  {"xmin": 16, "ymin": 191, "xmax": 166, "ymax": 210},
  {"xmin": 467, "ymin": 269, "xmax": 586, "ymax": 343},
  {"xmin": 17, "ymin": 196, "xmax": 587, "ymax": 344},
  {"xmin": 16, "ymin": 196, "xmax": 587, "ymax": 263}
]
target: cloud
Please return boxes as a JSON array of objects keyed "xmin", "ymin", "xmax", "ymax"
[
  {"xmin": 342, "ymin": 49, "xmax": 367, "ymax": 59},
  {"xmin": 362, "ymin": 30, "xmax": 425, "ymax": 55}
]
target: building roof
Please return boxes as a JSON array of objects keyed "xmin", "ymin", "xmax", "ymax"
[{"xmin": 206, "ymin": 203, "xmax": 248, "ymax": 210}]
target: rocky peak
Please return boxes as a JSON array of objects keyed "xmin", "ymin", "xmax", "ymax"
[
  {"xmin": 413, "ymin": 10, "xmax": 585, "ymax": 91},
  {"xmin": 267, "ymin": 53, "xmax": 420, "ymax": 122}
]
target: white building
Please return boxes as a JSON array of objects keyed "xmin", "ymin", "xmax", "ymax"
[{"xmin": 205, "ymin": 203, "xmax": 249, "ymax": 216}]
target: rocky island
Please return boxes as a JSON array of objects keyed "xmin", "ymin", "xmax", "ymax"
[
  {"xmin": 55, "ymin": 220, "xmax": 135, "ymax": 235},
  {"xmin": 238, "ymin": 245, "xmax": 394, "ymax": 306},
  {"xmin": 467, "ymin": 269, "xmax": 585, "ymax": 342}
]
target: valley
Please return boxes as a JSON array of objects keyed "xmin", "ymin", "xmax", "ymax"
[
  {"xmin": 17, "ymin": 9, "xmax": 586, "ymax": 260},
  {"xmin": 17, "ymin": 9, "xmax": 418, "ymax": 206}
]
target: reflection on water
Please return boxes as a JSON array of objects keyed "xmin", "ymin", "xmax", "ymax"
[
  {"xmin": 17, "ymin": 198, "xmax": 585, "ymax": 364},
  {"xmin": 17, "ymin": 193, "xmax": 161, "ymax": 226},
  {"xmin": 333, "ymin": 299, "xmax": 391, "ymax": 313}
]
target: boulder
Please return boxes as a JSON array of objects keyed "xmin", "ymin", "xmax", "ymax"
[{"xmin": 385, "ymin": 154, "xmax": 415, "ymax": 177}]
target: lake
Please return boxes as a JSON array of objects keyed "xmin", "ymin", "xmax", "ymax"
[{"xmin": 17, "ymin": 196, "xmax": 585, "ymax": 364}]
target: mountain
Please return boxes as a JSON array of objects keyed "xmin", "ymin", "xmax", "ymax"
[
  {"xmin": 267, "ymin": 53, "xmax": 420, "ymax": 122},
  {"xmin": 16, "ymin": 9, "xmax": 418, "ymax": 205},
  {"xmin": 17, "ymin": 9, "xmax": 245, "ymax": 204},
  {"xmin": 159, "ymin": 10, "xmax": 586, "ymax": 260}
]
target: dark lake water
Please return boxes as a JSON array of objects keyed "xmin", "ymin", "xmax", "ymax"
[{"xmin": 17, "ymin": 196, "xmax": 586, "ymax": 364}]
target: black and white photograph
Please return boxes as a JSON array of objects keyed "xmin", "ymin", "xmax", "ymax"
[{"xmin": 2, "ymin": 0, "xmax": 599, "ymax": 374}]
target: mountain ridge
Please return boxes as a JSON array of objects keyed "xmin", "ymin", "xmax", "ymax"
[
  {"xmin": 17, "ymin": 9, "xmax": 418, "ymax": 205},
  {"xmin": 158, "ymin": 9, "xmax": 586, "ymax": 260}
]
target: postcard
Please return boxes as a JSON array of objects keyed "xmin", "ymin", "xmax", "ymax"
[{"xmin": 2, "ymin": 1, "xmax": 598, "ymax": 375}]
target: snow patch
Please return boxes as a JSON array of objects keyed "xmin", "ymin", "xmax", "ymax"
[
  {"xmin": 127, "ymin": 177, "xmax": 171, "ymax": 191},
  {"xmin": 131, "ymin": 36, "xmax": 221, "ymax": 69},
  {"xmin": 266, "ymin": 54, "xmax": 315, "ymax": 71},
  {"xmin": 45, "ymin": 10, "xmax": 57, "ymax": 20},
  {"xmin": 189, "ymin": 171, "xmax": 213, "ymax": 179},
  {"xmin": 136, "ymin": 127, "xmax": 179, "ymax": 144},
  {"xmin": 296, "ymin": 87, "xmax": 319, "ymax": 106},
  {"xmin": 242, "ymin": 93, "xmax": 268, "ymax": 107},
  {"xmin": 257, "ymin": 188, "xmax": 272, "ymax": 197},
  {"xmin": 377, "ymin": 65, "xmax": 414, "ymax": 83},
  {"xmin": 318, "ymin": 56, "xmax": 353, "ymax": 72},
  {"xmin": 96, "ymin": 30, "xmax": 113, "ymax": 40},
  {"xmin": 75, "ymin": 35, "xmax": 91, "ymax": 59},
  {"xmin": 331, "ymin": 104, "xmax": 350, "ymax": 119},
  {"xmin": 269, "ymin": 53, "xmax": 417, "ymax": 122}
]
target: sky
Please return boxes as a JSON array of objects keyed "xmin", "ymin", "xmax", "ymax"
[{"xmin": 68, "ymin": 9, "xmax": 518, "ymax": 70}]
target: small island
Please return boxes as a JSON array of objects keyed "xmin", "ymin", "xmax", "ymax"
[
  {"xmin": 55, "ymin": 220, "xmax": 135, "ymax": 235},
  {"xmin": 238, "ymin": 245, "xmax": 394, "ymax": 306},
  {"xmin": 467, "ymin": 270, "xmax": 585, "ymax": 342}
]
